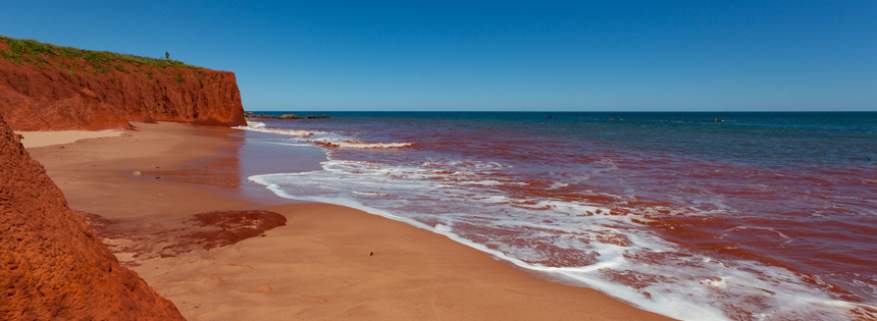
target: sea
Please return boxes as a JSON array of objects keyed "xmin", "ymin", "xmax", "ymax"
[{"xmin": 236, "ymin": 112, "xmax": 877, "ymax": 321}]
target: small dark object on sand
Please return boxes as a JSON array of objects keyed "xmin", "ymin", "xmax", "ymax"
[
  {"xmin": 369, "ymin": 251, "xmax": 374, "ymax": 256},
  {"xmin": 155, "ymin": 176, "xmax": 161, "ymax": 180}
]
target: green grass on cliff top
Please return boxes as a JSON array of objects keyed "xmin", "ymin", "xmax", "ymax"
[{"xmin": 0, "ymin": 35, "xmax": 200, "ymax": 72}]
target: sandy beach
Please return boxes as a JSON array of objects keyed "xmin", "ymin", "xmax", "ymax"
[
  {"xmin": 27, "ymin": 122, "xmax": 673, "ymax": 321},
  {"xmin": 17, "ymin": 129, "xmax": 125, "ymax": 148}
]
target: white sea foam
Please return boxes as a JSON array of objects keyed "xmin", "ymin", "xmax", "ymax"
[
  {"xmin": 246, "ymin": 121, "xmax": 266, "ymax": 128},
  {"xmin": 235, "ymin": 121, "xmax": 321, "ymax": 138},
  {"xmin": 315, "ymin": 140, "xmax": 414, "ymax": 149},
  {"xmin": 249, "ymin": 158, "xmax": 864, "ymax": 321},
  {"xmin": 235, "ymin": 121, "xmax": 412, "ymax": 149}
]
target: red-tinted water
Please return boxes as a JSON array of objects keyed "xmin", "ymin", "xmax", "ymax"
[{"xmin": 242, "ymin": 112, "xmax": 877, "ymax": 320}]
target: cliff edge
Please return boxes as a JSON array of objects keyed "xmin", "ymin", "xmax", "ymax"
[
  {"xmin": 0, "ymin": 114, "xmax": 186, "ymax": 320},
  {"xmin": 0, "ymin": 36, "xmax": 245, "ymax": 130}
]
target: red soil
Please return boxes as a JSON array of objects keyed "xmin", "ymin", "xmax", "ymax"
[
  {"xmin": 0, "ymin": 115, "xmax": 185, "ymax": 321},
  {"xmin": 0, "ymin": 43, "xmax": 245, "ymax": 130}
]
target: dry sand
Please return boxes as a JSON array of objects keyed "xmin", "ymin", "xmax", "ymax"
[
  {"xmin": 28, "ymin": 122, "xmax": 675, "ymax": 321},
  {"xmin": 18, "ymin": 129, "xmax": 124, "ymax": 148}
]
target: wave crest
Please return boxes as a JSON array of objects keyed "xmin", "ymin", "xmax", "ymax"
[
  {"xmin": 236, "ymin": 121, "xmax": 412, "ymax": 149},
  {"xmin": 234, "ymin": 121, "xmax": 320, "ymax": 138},
  {"xmin": 315, "ymin": 140, "xmax": 414, "ymax": 149}
]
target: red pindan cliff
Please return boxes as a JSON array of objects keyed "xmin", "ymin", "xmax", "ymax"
[
  {"xmin": 0, "ymin": 114, "xmax": 185, "ymax": 320},
  {"xmin": 0, "ymin": 36, "xmax": 245, "ymax": 130}
]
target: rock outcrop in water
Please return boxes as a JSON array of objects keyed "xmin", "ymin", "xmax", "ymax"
[
  {"xmin": 0, "ymin": 115, "xmax": 185, "ymax": 320},
  {"xmin": 0, "ymin": 35, "xmax": 245, "ymax": 130},
  {"xmin": 245, "ymin": 111, "xmax": 330, "ymax": 120}
]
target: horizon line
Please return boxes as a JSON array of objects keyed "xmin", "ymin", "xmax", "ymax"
[{"xmin": 244, "ymin": 108, "xmax": 877, "ymax": 112}]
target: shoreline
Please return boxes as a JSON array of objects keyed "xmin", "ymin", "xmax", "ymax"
[{"xmin": 28, "ymin": 122, "xmax": 674, "ymax": 321}]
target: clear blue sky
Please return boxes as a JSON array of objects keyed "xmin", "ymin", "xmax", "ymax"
[{"xmin": 2, "ymin": 0, "xmax": 875, "ymax": 111}]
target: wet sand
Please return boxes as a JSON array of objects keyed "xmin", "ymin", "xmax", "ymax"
[{"xmin": 28, "ymin": 122, "xmax": 674, "ymax": 321}]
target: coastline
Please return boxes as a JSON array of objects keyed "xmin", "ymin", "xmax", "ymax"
[{"xmin": 27, "ymin": 121, "xmax": 674, "ymax": 321}]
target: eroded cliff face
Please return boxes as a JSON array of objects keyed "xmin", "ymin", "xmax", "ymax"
[
  {"xmin": 0, "ymin": 114, "xmax": 185, "ymax": 319},
  {"xmin": 0, "ymin": 36, "xmax": 245, "ymax": 130}
]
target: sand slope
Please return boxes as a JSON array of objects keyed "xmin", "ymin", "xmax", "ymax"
[{"xmin": 0, "ymin": 117, "xmax": 184, "ymax": 321}]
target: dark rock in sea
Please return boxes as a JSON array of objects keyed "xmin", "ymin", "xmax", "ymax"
[{"xmin": 246, "ymin": 112, "xmax": 331, "ymax": 121}]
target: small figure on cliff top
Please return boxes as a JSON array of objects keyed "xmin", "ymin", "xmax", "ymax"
[{"xmin": 165, "ymin": 51, "xmax": 171, "ymax": 60}]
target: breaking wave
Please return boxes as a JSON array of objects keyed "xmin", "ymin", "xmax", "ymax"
[
  {"xmin": 236, "ymin": 121, "xmax": 412, "ymax": 149},
  {"xmin": 249, "ymin": 157, "xmax": 867, "ymax": 321}
]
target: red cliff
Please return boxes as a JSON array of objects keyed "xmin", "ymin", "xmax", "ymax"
[
  {"xmin": 0, "ymin": 36, "xmax": 245, "ymax": 130},
  {"xmin": 0, "ymin": 114, "xmax": 186, "ymax": 320}
]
